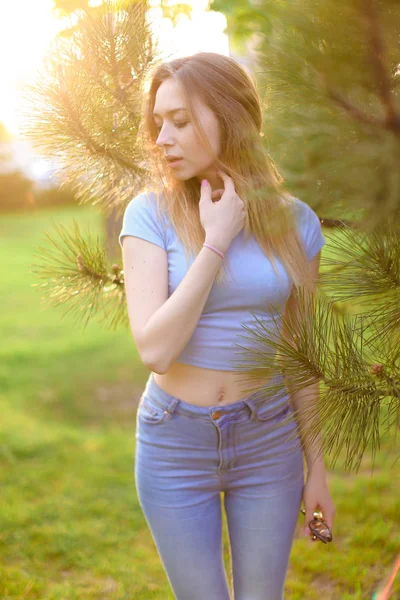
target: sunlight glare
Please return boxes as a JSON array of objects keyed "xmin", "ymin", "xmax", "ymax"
[{"xmin": 0, "ymin": 0, "xmax": 229, "ymax": 135}]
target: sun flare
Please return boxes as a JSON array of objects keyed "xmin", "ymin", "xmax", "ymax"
[{"xmin": 0, "ymin": 0, "xmax": 229, "ymax": 136}]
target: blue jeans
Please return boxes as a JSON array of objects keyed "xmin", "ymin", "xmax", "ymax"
[{"xmin": 134, "ymin": 372, "xmax": 304, "ymax": 600}]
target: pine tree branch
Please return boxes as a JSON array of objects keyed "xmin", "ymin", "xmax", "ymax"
[
  {"xmin": 23, "ymin": 0, "xmax": 160, "ymax": 215},
  {"xmin": 326, "ymin": 86, "xmax": 385, "ymax": 129},
  {"xmin": 318, "ymin": 222, "xmax": 400, "ymax": 341},
  {"xmin": 360, "ymin": 0, "xmax": 400, "ymax": 131},
  {"xmin": 107, "ymin": 12, "xmax": 125, "ymax": 103},
  {"xmin": 89, "ymin": 68, "xmax": 137, "ymax": 122},
  {"xmin": 229, "ymin": 288, "xmax": 400, "ymax": 472},
  {"xmin": 325, "ymin": 0, "xmax": 400, "ymax": 135},
  {"xmin": 31, "ymin": 219, "xmax": 128, "ymax": 332},
  {"xmin": 90, "ymin": 11, "xmax": 138, "ymax": 120},
  {"xmin": 58, "ymin": 80, "xmax": 136, "ymax": 172}
]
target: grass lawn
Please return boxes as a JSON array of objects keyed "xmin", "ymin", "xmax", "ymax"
[{"xmin": 1, "ymin": 205, "xmax": 399, "ymax": 599}]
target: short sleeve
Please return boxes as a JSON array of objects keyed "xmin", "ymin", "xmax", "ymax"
[
  {"xmin": 119, "ymin": 192, "xmax": 166, "ymax": 250},
  {"xmin": 294, "ymin": 198, "xmax": 326, "ymax": 261}
]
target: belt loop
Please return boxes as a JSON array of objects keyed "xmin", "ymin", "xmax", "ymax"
[
  {"xmin": 166, "ymin": 397, "xmax": 179, "ymax": 416},
  {"xmin": 243, "ymin": 398, "xmax": 257, "ymax": 421}
]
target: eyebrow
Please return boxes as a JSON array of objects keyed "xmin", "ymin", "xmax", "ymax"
[{"xmin": 152, "ymin": 108, "xmax": 187, "ymax": 118}]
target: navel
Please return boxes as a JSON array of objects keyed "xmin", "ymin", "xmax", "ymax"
[{"xmin": 216, "ymin": 387, "xmax": 226, "ymax": 404}]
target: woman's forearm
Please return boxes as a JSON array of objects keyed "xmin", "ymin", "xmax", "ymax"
[
  {"xmin": 284, "ymin": 377, "xmax": 327, "ymax": 477},
  {"xmin": 142, "ymin": 237, "xmax": 227, "ymax": 373}
]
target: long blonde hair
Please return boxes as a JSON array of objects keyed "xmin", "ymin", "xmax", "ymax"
[{"xmin": 138, "ymin": 52, "xmax": 313, "ymax": 293}]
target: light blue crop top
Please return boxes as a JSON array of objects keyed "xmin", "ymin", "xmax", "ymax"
[{"xmin": 119, "ymin": 191, "xmax": 326, "ymax": 371}]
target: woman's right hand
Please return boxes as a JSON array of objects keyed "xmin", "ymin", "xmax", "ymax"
[{"xmin": 199, "ymin": 169, "xmax": 246, "ymax": 254}]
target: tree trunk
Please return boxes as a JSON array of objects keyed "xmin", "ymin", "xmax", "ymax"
[{"xmin": 104, "ymin": 208, "xmax": 123, "ymax": 262}]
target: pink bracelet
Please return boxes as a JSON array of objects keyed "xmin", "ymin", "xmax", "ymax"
[{"xmin": 203, "ymin": 243, "xmax": 225, "ymax": 259}]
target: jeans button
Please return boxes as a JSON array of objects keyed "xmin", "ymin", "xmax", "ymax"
[{"xmin": 212, "ymin": 411, "xmax": 223, "ymax": 420}]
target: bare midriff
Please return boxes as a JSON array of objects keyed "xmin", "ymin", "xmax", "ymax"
[{"xmin": 152, "ymin": 361, "xmax": 274, "ymax": 407}]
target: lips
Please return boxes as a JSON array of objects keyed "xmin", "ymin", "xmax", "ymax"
[{"xmin": 166, "ymin": 156, "xmax": 183, "ymax": 162}]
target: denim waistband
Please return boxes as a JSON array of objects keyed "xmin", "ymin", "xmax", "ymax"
[{"xmin": 141, "ymin": 371, "xmax": 289, "ymax": 421}]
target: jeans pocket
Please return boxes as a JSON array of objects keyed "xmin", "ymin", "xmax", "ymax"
[
  {"xmin": 137, "ymin": 395, "xmax": 170, "ymax": 425},
  {"xmin": 254, "ymin": 401, "xmax": 291, "ymax": 423}
]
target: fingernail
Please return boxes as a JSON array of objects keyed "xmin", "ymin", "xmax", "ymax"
[{"xmin": 201, "ymin": 179, "xmax": 208, "ymax": 187}]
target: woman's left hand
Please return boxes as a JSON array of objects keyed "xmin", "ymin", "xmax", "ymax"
[{"xmin": 302, "ymin": 470, "xmax": 335, "ymax": 538}]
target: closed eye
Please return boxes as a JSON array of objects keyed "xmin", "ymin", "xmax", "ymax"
[{"xmin": 155, "ymin": 122, "xmax": 188, "ymax": 131}]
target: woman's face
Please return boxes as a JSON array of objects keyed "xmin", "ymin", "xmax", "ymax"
[{"xmin": 153, "ymin": 77, "xmax": 221, "ymax": 187}]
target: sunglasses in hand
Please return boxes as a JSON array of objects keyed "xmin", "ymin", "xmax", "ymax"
[{"xmin": 301, "ymin": 508, "xmax": 333, "ymax": 544}]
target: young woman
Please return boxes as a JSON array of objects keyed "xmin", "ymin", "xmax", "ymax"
[{"xmin": 120, "ymin": 52, "xmax": 335, "ymax": 600}]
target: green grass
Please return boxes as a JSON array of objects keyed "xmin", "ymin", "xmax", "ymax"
[{"xmin": 1, "ymin": 206, "xmax": 399, "ymax": 599}]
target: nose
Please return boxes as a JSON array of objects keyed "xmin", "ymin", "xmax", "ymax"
[{"xmin": 155, "ymin": 123, "xmax": 174, "ymax": 148}]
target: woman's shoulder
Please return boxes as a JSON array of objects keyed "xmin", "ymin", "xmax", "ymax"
[
  {"xmin": 125, "ymin": 188, "xmax": 169, "ymax": 220},
  {"xmin": 283, "ymin": 195, "xmax": 320, "ymax": 223}
]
